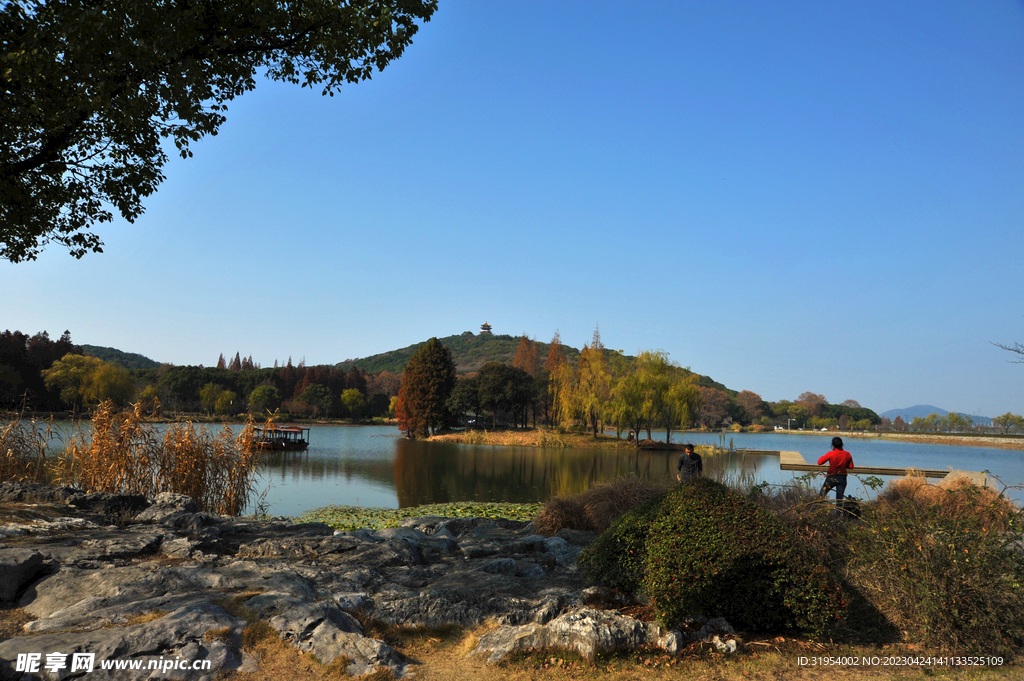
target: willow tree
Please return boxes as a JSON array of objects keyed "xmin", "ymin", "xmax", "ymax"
[
  {"xmin": 662, "ymin": 371, "xmax": 701, "ymax": 444},
  {"xmin": 553, "ymin": 331, "xmax": 611, "ymax": 437},
  {"xmin": 1, "ymin": 0, "xmax": 437, "ymax": 262}
]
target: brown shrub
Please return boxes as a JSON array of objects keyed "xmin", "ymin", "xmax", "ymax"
[
  {"xmin": 581, "ymin": 476, "xmax": 672, "ymax": 533},
  {"xmin": 532, "ymin": 495, "xmax": 591, "ymax": 536},
  {"xmin": 878, "ymin": 472, "xmax": 1017, "ymax": 530},
  {"xmin": 533, "ymin": 476, "xmax": 671, "ymax": 536}
]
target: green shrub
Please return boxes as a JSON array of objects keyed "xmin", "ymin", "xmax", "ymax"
[
  {"xmin": 845, "ymin": 497, "xmax": 1024, "ymax": 655},
  {"xmin": 578, "ymin": 492, "xmax": 667, "ymax": 593},
  {"xmin": 581, "ymin": 478, "xmax": 844, "ymax": 635}
]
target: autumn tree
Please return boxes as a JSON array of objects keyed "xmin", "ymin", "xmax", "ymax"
[
  {"xmin": 511, "ymin": 335, "xmax": 539, "ymax": 377},
  {"xmin": 554, "ymin": 329, "xmax": 611, "ymax": 436},
  {"xmin": 396, "ymin": 338, "xmax": 456, "ymax": 438},
  {"xmin": 544, "ymin": 331, "xmax": 566, "ymax": 373},
  {"xmin": 1, "ymin": 0, "xmax": 438, "ymax": 262},
  {"xmin": 796, "ymin": 391, "xmax": 827, "ymax": 418},
  {"xmin": 696, "ymin": 386, "xmax": 732, "ymax": 429},
  {"xmin": 735, "ymin": 390, "xmax": 764, "ymax": 422}
]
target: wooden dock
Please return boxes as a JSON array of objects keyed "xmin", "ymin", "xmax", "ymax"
[{"xmin": 744, "ymin": 450, "xmax": 990, "ymax": 487}]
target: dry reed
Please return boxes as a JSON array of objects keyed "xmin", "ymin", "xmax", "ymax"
[
  {"xmin": 0, "ymin": 411, "xmax": 56, "ymax": 483},
  {"xmin": 57, "ymin": 401, "xmax": 262, "ymax": 515}
]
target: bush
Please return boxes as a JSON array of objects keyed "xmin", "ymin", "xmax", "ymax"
[
  {"xmin": 533, "ymin": 475, "xmax": 671, "ymax": 536},
  {"xmin": 577, "ymin": 492, "xmax": 667, "ymax": 593},
  {"xmin": 844, "ymin": 494, "xmax": 1024, "ymax": 655},
  {"xmin": 581, "ymin": 478, "xmax": 844, "ymax": 635}
]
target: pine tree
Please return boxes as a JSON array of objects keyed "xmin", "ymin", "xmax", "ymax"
[
  {"xmin": 228, "ymin": 352, "xmax": 241, "ymax": 371},
  {"xmin": 216, "ymin": 353, "xmax": 226, "ymax": 369}
]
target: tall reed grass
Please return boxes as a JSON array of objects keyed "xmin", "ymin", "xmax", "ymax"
[
  {"xmin": 3, "ymin": 401, "xmax": 262, "ymax": 516},
  {"xmin": 0, "ymin": 412, "xmax": 56, "ymax": 483}
]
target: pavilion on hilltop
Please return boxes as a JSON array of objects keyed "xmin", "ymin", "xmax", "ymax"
[{"xmin": 480, "ymin": 321, "xmax": 493, "ymax": 335}]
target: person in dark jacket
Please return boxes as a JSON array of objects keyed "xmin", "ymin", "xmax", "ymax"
[
  {"xmin": 818, "ymin": 436, "xmax": 854, "ymax": 500},
  {"xmin": 677, "ymin": 443, "xmax": 703, "ymax": 483}
]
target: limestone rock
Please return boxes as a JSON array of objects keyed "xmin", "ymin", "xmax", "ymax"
[
  {"xmin": 0, "ymin": 549, "xmax": 44, "ymax": 602},
  {"xmin": 472, "ymin": 606, "xmax": 683, "ymax": 662}
]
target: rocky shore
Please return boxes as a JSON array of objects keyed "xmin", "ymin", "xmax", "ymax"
[{"xmin": 0, "ymin": 482, "xmax": 736, "ymax": 679}]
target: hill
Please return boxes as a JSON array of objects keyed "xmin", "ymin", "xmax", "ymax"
[
  {"xmin": 80, "ymin": 344, "xmax": 162, "ymax": 370},
  {"xmin": 338, "ymin": 331, "xmax": 741, "ymax": 396},
  {"xmin": 881, "ymin": 405, "xmax": 992, "ymax": 426},
  {"xmin": 338, "ymin": 332, "xmax": 581, "ymax": 375}
]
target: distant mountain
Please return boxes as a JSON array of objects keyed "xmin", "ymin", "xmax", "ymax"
[
  {"xmin": 881, "ymin": 405, "xmax": 992, "ymax": 426},
  {"xmin": 80, "ymin": 344, "xmax": 161, "ymax": 370}
]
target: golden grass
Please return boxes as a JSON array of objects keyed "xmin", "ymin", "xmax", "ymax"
[
  {"xmin": 0, "ymin": 605, "xmax": 36, "ymax": 639},
  {"xmin": 878, "ymin": 472, "xmax": 1017, "ymax": 530},
  {"xmin": 429, "ymin": 428, "xmax": 632, "ymax": 449}
]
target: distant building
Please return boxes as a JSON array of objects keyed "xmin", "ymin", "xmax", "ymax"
[{"xmin": 480, "ymin": 321, "xmax": 493, "ymax": 335}]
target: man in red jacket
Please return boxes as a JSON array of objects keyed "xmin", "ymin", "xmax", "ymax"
[{"xmin": 818, "ymin": 436, "xmax": 854, "ymax": 500}]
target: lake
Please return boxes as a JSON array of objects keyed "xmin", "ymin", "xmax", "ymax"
[
  {"xmin": 253, "ymin": 426, "xmax": 1024, "ymax": 517},
  {"xmin": 19, "ymin": 422, "xmax": 1023, "ymax": 516}
]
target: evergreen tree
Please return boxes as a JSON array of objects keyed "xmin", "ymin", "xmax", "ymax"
[{"xmin": 396, "ymin": 337, "xmax": 456, "ymax": 438}]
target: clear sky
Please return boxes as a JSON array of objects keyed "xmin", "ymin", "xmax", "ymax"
[{"xmin": 3, "ymin": 0, "xmax": 1023, "ymax": 417}]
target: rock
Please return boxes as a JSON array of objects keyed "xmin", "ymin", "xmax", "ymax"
[
  {"xmin": 1, "ymin": 486, "xmax": 719, "ymax": 677},
  {"xmin": 67, "ymin": 491, "xmax": 150, "ymax": 518},
  {"xmin": 0, "ymin": 601, "xmax": 246, "ymax": 680},
  {"xmin": 134, "ymin": 492, "xmax": 200, "ymax": 523},
  {"xmin": 334, "ymin": 592, "xmax": 370, "ymax": 613},
  {"xmin": 543, "ymin": 536, "xmax": 582, "ymax": 567},
  {"xmin": 0, "ymin": 549, "xmax": 44, "ymax": 602},
  {"xmin": 471, "ymin": 606, "xmax": 683, "ymax": 662},
  {"xmin": 480, "ymin": 558, "xmax": 517, "ymax": 575},
  {"xmin": 0, "ymin": 481, "xmax": 75, "ymax": 505},
  {"xmin": 712, "ymin": 634, "xmax": 739, "ymax": 654}
]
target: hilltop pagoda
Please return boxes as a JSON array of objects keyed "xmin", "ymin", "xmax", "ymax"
[{"xmin": 480, "ymin": 321, "xmax": 493, "ymax": 335}]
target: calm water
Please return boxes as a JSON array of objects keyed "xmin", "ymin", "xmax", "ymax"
[
  {"xmin": 22, "ymin": 423, "xmax": 1024, "ymax": 516},
  {"xmin": 254, "ymin": 426, "xmax": 1024, "ymax": 516}
]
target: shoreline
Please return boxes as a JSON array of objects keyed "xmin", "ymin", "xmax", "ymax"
[{"xmin": 429, "ymin": 427, "xmax": 1024, "ymax": 452}]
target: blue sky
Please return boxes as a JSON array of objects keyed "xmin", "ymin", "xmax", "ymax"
[{"xmin": 3, "ymin": 0, "xmax": 1023, "ymax": 417}]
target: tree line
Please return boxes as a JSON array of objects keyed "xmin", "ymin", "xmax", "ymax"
[
  {"xmin": 394, "ymin": 329, "xmax": 886, "ymax": 440},
  {"xmin": 0, "ymin": 329, "xmax": 402, "ymax": 419}
]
